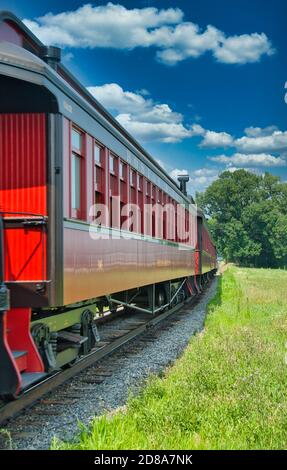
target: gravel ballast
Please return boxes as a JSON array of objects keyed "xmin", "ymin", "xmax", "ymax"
[{"xmin": 4, "ymin": 277, "xmax": 218, "ymax": 450}]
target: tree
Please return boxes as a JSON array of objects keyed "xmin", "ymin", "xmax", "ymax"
[{"xmin": 196, "ymin": 170, "xmax": 287, "ymax": 268}]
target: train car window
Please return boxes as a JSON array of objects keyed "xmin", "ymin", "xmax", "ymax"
[
  {"xmin": 146, "ymin": 181, "xmax": 150, "ymax": 197},
  {"xmin": 137, "ymin": 174, "xmax": 142, "ymax": 191},
  {"xmin": 152, "ymin": 212, "xmax": 156, "ymax": 238},
  {"xmin": 94, "ymin": 143, "xmax": 101, "ymax": 165},
  {"xmin": 71, "ymin": 126, "xmax": 85, "ymax": 220},
  {"xmin": 95, "ymin": 160, "xmax": 104, "ymax": 222},
  {"xmin": 94, "ymin": 142, "xmax": 105, "ymax": 218},
  {"xmin": 71, "ymin": 153, "xmax": 81, "ymax": 211},
  {"xmin": 130, "ymin": 169, "xmax": 134, "ymax": 187},
  {"xmin": 109, "ymin": 155, "xmax": 114, "ymax": 174},
  {"xmin": 72, "ymin": 129, "xmax": 82, "ymax": 152}
]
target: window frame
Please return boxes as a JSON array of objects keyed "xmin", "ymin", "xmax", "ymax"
[
  {"xmin": 119, "ymin": 160, "xmax": 125, "ymax": 181},
  {"xmin": 93, "ymin": 139, "xmax": 105, "ymax": 220},
  {"xmin": 109, "ymin": 154, "xmax": 115, "ymax": 174},
  {"xmin": 130, "ymin": 168, "xmax": 134, "ymax": 187},
  {"xmin": 70, "ymin": 125, "xmax": 85, "ymax": 220},
  {"xmin": 94, "ymin": 140, "xmax": 102, "ymax": 167}
]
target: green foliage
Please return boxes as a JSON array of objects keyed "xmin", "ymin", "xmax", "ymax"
[
  {"xmin": 52, "ymin": 267, "xmax": 287, "ymax": 450},
  {"xmin": 196, "ymin": 170, "xmax": 287, "ymax": 267}
]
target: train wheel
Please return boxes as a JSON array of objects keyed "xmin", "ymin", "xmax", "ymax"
[
  {"xmin": 156, "ymin": 288, "xmax": 166, "ymax": 309},
  {"xmin": 31, "ymin": 323, "xmax": 56, "ymax": 372},
  {"xmin": 81, "ymin": 310, "xmax": 99, "ymax": 355}
]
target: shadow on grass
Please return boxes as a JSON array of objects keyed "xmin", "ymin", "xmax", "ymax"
[{"xmin": 208, "ymin": 273, "xmax": 223, "ymax": 312}]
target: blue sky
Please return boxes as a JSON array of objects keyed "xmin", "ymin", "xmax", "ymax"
[{"xmin": 2, "ymin": 0, "xmax": 286, "ymax": 193}]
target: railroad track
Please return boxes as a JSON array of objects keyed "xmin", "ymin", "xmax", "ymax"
[{"xmin": 0, "ymin": 284, "xmax": 209, "ymax": 428}]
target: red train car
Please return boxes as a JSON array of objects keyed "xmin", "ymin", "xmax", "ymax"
[{"xmin": 0, "ymin": 11, "xmax": 217, "ymax": 398}]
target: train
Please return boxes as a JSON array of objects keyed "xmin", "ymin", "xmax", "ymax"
[{"xmin": 0, "ymin": 11, "xmax": 217, "ymax": 399}]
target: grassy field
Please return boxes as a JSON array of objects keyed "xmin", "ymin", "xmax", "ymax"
[{"xmin": 53, "ymin": 267, "xmax": 287, "ymax": 450}]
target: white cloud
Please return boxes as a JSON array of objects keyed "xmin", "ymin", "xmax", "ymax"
[
  {"xmin": 196, "ymin": 125, "xmax": 287, "ymax": 155},
  {"xmin": 116, "ymin": 114, "xmax": 192, "ymax": 143},
  {"xmin": 170, "ymin": 168, "xmax": 188, "ymax": 180},
  {"xmin": 244, "ymin": 125, "xmax": 278, "ymax": 137},
  {"xmin": 209, "ymin": 152, "xmax": 287, "ymax": 167},
  {"xmin": 24, "ymin": 3, "xmax": 183, "ymax": 49},
  {"xmin": 189, "ymin": 168, "xmax": 219, "ymax": 193},
  {"xmin": 190, "ymin": 124, "xmax": 205, "ymax": 136},
  {"xmin": 200, "ymin": 130, "xmax": 234, "ymax": 148},
  {"xmin": 194, "ymin": 168, "xmax": 219, "ymax": 177},
  {"xmin": 169, "ymin": 167, "xmax": 219, "ymax": 193},
  {"xmin": 225, "ymin": 166, "xmax": 263, "ymax": 175},
  {"xmin": 214, "ymin": 33, "xmax": 274, "ymax": 64},
  {"xmin": 88, "ymin": 83, "xmax": 200, "ymax": 143},
  {"xmin": 87, "ymin": 82, "xmax": 286, "ymax": 172},
  {"xmin": 23, "ymin": 3, "xmax": 274, "ymax": 65},
  {"xmin": 88, "ymin": 83, "xmax": 287, "ymax": 167},
  {"xmin": 235, "ymin": 130, "xmax": 287, "ymax": 153},
  {"xmin": 62, "ymin": 52, "xmax": 74, "ymax": 62},
  {"xmin": 171, "ymin": 165, "xmax": 270, "ymax": 194},
  {"xmin": 155, "ymin": 23, "xmax": 225, "ymax": 65},
  {"xmin": 89, "ymin": 83, "xmax": 159, "ymax": 116}
]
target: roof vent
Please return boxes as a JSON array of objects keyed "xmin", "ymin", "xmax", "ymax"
[
  {"xmin": 40, "ymin": 46, "xmax": 61, "ymax": 70},
  {"xmin": 177, "ymin": 174, "xmax": 189, "ymax": 196}
]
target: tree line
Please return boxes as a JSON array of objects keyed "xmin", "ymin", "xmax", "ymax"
[{"xmin": 196, "ymin": 169, "xmax": 287, "ymax": 268}]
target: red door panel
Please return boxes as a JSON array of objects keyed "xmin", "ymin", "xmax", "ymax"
[
  {"xmin": 4, "ymin": 226, "xmax": 47, "ymax": 281},
  {"xmin": 0, "ymin": 113, "xmax": 47, "ymax": 282}
]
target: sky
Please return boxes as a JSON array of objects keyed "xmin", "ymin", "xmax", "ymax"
[{"xmin": 1, "ymin": 0, "xmax": 286, "ymax": 194}]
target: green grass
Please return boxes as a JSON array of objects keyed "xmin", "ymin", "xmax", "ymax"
[{"xmin": 52, "ymin": 267, "xmax": 287, "ymax": 450}]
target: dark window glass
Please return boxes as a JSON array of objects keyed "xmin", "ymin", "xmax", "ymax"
[
  {"xmin": 71, "ymin": 153, "xmax": 81, "ymax": 211},
  {"xmin": 137, "ymin": 174, "xmax": 141, "ymax": 190}
]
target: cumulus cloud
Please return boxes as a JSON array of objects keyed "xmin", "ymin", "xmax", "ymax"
[
  {"xmin": 87, "ymin": 82, "xmax": 286, "ymax": 173},
  {"xmin": 87, "ymin": 82, "xmax": 286, "ymax": 167},
  {"xmin": 88, "ymin": 83, "xmax": 201, "ymax": 143},
  {"xmin": 197, "ymin": 125, "xmax": 287, "ymax": 156},
  {"xmin": 193, "ymin": 168, "xmax": 219, "ymax": 177},
  {"xmin": 209, "ymin": 153, "xmax": 287, "ymax": 167},
  {"xmin": 226, "ymin": 166, "xmax": 263, "ymax": 175},
  {"xmin": 213, "ymin": 33, "xmax": 274, "ymax": 64},
  {"xmin": 88, "ymin": 83, "xmax": 180, "ymax": 122},
  {"xmin": 169, "ymin": 167, "xmax": 219, "ymax": 193},
  {"xmin": 116, "ymin": 114, "xmax": 193, "ymax": 143},
  {"xmin": 155, "ymin": 23, "xmax": 225, "ymax": 65},
  {"xmin": 235, "ymin": 130, "xmax": 287, "ymax": 154},
  {"xmin": 170, "ymin": 168, "xmax": 189, "ymax": 180},
  {"xmin": 244, "ymin": 125, "xmax": 278, "ymax": 137},
  {"xmin": 191, "ymin": 168, "xmax": 219, "ymax": 188},
  {"xmin": 23, "ymin": 3, "xmax": 274, "ymax": 65},
  {"xmin": 190, "ymin": 124, "xmax": 206, "ymax": 136},
  {"xmin": 189, "ymin": 168, "xmax": 219, "ymax": 193},
  {"xmin": 24, "ymin": 3, "xmax": 183, "ymax": 49},
  {"xmin": 200, "ymin": 130, "xmax": 234, "ymax": 148}
]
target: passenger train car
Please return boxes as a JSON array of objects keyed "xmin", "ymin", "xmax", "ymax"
[{"xmin": 0, "ymin": 12, "xmax": 217, "ymax": 399}]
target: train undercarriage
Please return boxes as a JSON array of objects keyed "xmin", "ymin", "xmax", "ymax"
[{"xmin": 0, "ymin": 271, "xmax": 216, "ymax": 400}]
